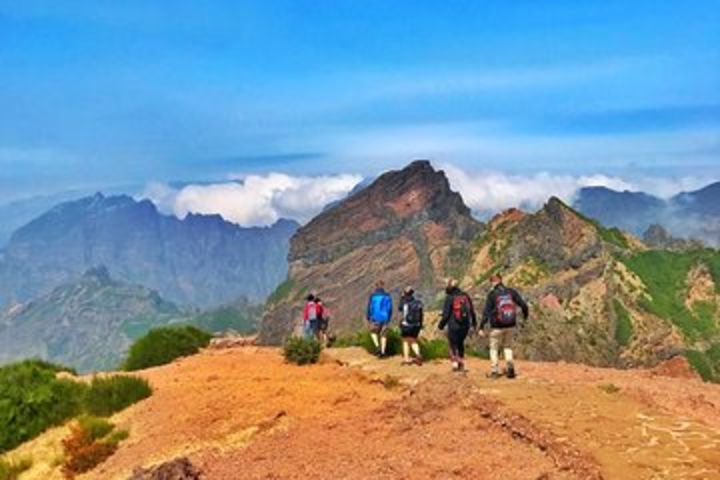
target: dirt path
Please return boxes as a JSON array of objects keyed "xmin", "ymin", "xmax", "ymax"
[
  {"xmin": 327, "ymin": 348, "xmax": 720, "ymax": 480},
  {"xmin": 8, "ymin": 347, "xmax": 720, "ymax": 480}
]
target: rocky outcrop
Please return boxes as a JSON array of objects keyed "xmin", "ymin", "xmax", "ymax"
[
  {"xmin": 643, "ymin": 224, "xmax": 704, "ymax": 250},
  {"xmin": 260, "ymin": 161, "xmax": 483, "ymax": 343}
]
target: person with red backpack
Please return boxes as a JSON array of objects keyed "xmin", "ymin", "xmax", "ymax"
[
  {"xmin": 480, "ymin": 274, "xmax": 529, "ymax": 379},
  {"xmin": 303, "ymin": 293, "xmax": 323, "ymax": 339},
  {"xmin": 439, "ymin": 279, "xmax": 477, "ymax": 372}
]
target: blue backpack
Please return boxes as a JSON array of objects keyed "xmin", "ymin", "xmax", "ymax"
[{"xmin": 369, "ymin": 292, "xmax": 392, "ymax": 323}]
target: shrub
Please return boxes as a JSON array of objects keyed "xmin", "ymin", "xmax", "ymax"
[
  {"xmin": 419, "ymin": 338, "xmax": 449, "ymax": 360},
  {"xmin": 355, "ymin": 328, "xmax": 403, "ymax": 356},
  {"xmin": 0, "ymin": 457, "xmax": 32, "ymax": 480},
  {"xmin": 61, "ymin": 417, "xmax": 127, "ymax": 478},
  {"xmin": 84, "ymin": 375, "xmax": 152, "ymax": 417},
  {"xmin": 598, "ymin": 383, "xmax": 621, "ymax": 394},
  {"xmin": 0, "ymin": 361, "xmax": 86, "ymax": 453},
  {"xmin": 123, "ymin": 325, "xmax": 212, "ymax": 371},
  {"xmin": 283, "ymin": 336, "xmax": 322, "ymax": 365},
  {"xmin": 613, "ymin": 300, "xmax": 634, "ymax": 347}
]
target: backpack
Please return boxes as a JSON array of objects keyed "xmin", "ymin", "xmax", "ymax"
[
  {"xmin": 451, "ymin": 294, "xmax": 472, "ymax": 324},
  {"xmin": 370, "ymin": 293, "xmax": 392, "ymax": 323},
  {"xmin": 403, "ymin": 299, "xmax": 423, "ymax": 327},
  {"xmin": 495, "ymin": 290, "xmax": 517, "ymax": 327},
  {"xmin": 306, "ymin": 301, "xmax": 318, "ymax": 321}
]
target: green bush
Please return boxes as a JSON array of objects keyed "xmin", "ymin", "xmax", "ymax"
[
  {"xmin": 419, "ymin": 338, "xmax": 449, "ymax": 360},
  {"xmin": 0, "ymin": 360, "xmax": 86, "ymax": 453},
  {"xmin": 613, "ymin": 299, "xmax": 634, "ymax": 347},
  {"xmin": 76, "ymin": 415, "xmax": 114, "ymax": 442},
  {"xmin": 283, "ymin": 336, "xmax": 322, "ymax": 365},
  {"xmin": 83, "ymin": 375, "xmax": 152, "ymax": 417},
  {"xmin": 0, "ymin": 457, "xmax": 32, "ymax": 480},
  {"xmin": 686, "ymin": 350, "xmax": 715, "ymax": 382},
  {"xmin": 334, "ymin": 328, "xmax": 403, "ymax": 356},
  {"xmin": 123, "ymin": 325, "xmax": 212, "ymax": 371}
]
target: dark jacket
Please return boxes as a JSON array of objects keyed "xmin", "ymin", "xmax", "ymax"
[
  {"xmin": 399, "ymin": 293, "xmax": 423, "ymax": 327},
  {"xmin": 481, "ymin": 283, "xmax": 529, "ymax": 329},
  {"xmin": 439, "ymin": 286, "xmax": 477, "ymax": 330}
]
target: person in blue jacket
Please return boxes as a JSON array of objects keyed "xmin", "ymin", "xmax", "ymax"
[{"xmin": 367, "ymin": 280, "xmax": 393, "ymax": 358}]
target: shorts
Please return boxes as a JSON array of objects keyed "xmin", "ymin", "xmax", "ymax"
[
  {"xmin": 368, "ymin": 321, "xmax": 388, "ymax": 335},
  {"xmin": 318, "ymin": 318, "xmax": 329, "ymax": 332},
  {"xmin": 400, "ymin": 324, "xmax": 421, "ymax": 339}
]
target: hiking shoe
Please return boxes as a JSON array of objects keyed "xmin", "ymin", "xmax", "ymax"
[
  {"xmin": 413, "ymin": 357, "xmax": 423, "ymax": 366},
  {"xmin": 486, "ymin": 371, "xmax": 502, "ymax": 379},
  {"xmin": 506, "ymin": 364, "xmax": 516, "ymax": 379},
  {"xmin": 401, "ymin": 360, "xmax": 414, "ymax": 366}
]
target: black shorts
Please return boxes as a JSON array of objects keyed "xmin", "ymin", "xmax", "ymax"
[{"xmin": 400, "ymin": 324, "xmax": 421, "ymax": 338}]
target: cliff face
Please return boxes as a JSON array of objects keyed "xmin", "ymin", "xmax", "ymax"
[
  {"xmin": 260, "ymin": 161, "xmax": 483, "ymax": 343},
  {"xmin": 0, "ymin": 193, "xmax": 299, "ymax": 308}
]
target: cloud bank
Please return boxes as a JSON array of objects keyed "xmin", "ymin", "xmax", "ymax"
[
  {"xmin": 140, "ymin": 164, "xmax": 712, "ymax": 227},
  {"xmin": 141, "ymin": 172, "xmax": 362, "ymax": 227}
]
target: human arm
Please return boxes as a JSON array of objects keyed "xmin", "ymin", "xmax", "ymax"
[
  {"xmin": 438, "ymin": 295, "xmax": 452, "ymax": 330},
  {"xmin": 512, "ymin": 289, "xmax": 529, "ymax": 320},
  {"xmin": 481, "ymin": 291, "xmax": 494, "ymax": 329}
]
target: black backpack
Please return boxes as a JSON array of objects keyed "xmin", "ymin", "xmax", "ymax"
[{"xmin": 404, "ymin": 299, "xmax": 424, "ymax": 327}]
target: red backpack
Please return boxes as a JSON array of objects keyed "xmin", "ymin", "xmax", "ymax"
[
  {"xmin": 452, "ymin": 294, "xmax": 472, "ymax": 324},
  {"xmin": 495, "ymin": 291, "xmax": 518, "ymax": 327}
]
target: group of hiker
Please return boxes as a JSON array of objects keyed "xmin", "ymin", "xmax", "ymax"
[{"xmin": 303, "ymin": 274, "xmax": 529, "ymax": 378}]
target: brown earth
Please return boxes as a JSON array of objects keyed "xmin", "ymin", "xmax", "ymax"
[{"xmin": 7, "ymin": 347, "xmax": 720, "ymax": 480}]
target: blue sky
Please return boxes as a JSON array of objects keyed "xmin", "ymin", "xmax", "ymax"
[{"xmin": 1, "ymin": 0, "xmax": 719, "ymax": 203}]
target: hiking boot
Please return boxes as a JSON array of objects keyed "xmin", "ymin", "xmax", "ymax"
[{"xmin": 506, "ymin": 364, "xmax": 516, "ymax": 379}]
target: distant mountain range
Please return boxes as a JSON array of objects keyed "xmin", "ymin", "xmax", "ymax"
[
  {"xmin": 573, "ymin": 182, "xmax": 720, "ymax": 246},
  {"xmin": 0, "ymin": 193, "xmax": 298, "ymax": 308}
]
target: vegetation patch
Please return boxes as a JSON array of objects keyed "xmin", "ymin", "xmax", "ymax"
[
  {"xmin": 419, "ymin": 338, "xmax": 449, "ymax": 360},
  {"xmin": 283, "ymin": 336, "xmax": 322, "ymax": 365},
  {"xmin": 445, "ymin": 244, "xmax": 472, "ymax": 281},
  {"xmin": 266, "ymin": 278, "xmax": 297, "ymax": 307},
  {"xmin": 0, "ymin": 360, "xmax": 86, "ymax": 453},
  {"xmin": 334, "ymin": 328, "xmax": 403, "ymax": 356},
  {"xmin": 123, "ymin": 325, "xmax": 212, "ymax": 371},
  {"xmin": 613, "ymin": 300, "xmax": 634, "ymax": 347},
  {"xmin": 512, "ymin": 257, "xmax": 550, "ymax": 287},
  {"xmin": 191, "ymin": 303, "xmax": 261, "ymax": 334},
  {"xmin": 598, "ymin": 383, "xmax": 621, "ymax": 394},
  {"xmin": 84, "ymin": 376, "xmax": 152, "ymax": 417},
  {"xmin": 622, "ymin": 250, "xmax": 720, "ymax": 341},
  {"xmin": 0, "ymin": 457, "xmax": 32, "ymax": 480},
  {"xmin": 61, "ymin": 416, "xmax": 128, "ymax": 478},
  {"xmin": 686, "ymin": 344, "xmax": 720, "ymax": 382}
]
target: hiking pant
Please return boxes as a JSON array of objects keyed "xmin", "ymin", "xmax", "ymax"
[
  {"xmin": 447, "ymin": 326, "xmax": 469, "ymax": 362},
  {"xmin": 489, "ymin": 328, "xmax": 514, "ymax": 371}
]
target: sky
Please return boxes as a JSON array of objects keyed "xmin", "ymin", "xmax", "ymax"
[{"xmin": 1, "ymin": 1, "xmax": 719, "ymax": 223}]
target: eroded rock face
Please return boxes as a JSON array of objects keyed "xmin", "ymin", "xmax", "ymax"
[{"xmin": 260, "ymin": 161, "xmax": 483, "ymax": 344}]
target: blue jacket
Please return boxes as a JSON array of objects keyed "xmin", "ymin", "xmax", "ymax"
[{"xmin": 367, "ymin": 288, "xmax": 393, "ymax": 324}]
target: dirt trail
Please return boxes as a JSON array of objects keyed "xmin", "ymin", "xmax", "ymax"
[
  {"xmin": 328, "ymin": 348, "xmax": 720, "ymax": 480},
  {"xmin": 7, "ymin": 347, "xmax": 720, "ymax": 480}
]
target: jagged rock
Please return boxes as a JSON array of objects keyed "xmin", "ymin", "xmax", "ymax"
[
  {"xmin": 642, "ymin": 224, "xmax": 704, "ymax": 250},
  {"xmin": 129, "ymin": 457, "xmax": 202, "ymax": 480},
  {"xmin": 260, "ymin": 160, "xmax": 483, "ymax": 344}
]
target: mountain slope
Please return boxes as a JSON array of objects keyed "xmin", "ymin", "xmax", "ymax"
[
  {"xmin": 0, "ymin": 193, "xmax": 299, "ymax": 308},
  {"xmin": 462, "ymin": 199, "xmax": 720, "ymax": 375},
  {"xmin": 260, "ymin": 160, "xmax": 483, "ymax": 343},
  {"xmin": 0, "ymin": 267, "xmax": 190, "ymax": 372}
]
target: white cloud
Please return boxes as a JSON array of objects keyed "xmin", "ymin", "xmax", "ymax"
[
  {"xmin": 140, "ymin": 172, "xmax": 362, "ymax": 227},
  {"xmin": 441, "ymin": 164, "xmax": 634, "ymax": 214}
]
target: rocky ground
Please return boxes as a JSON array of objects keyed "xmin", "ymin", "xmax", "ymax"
[{"xmin": 6, "ymin": 347, "xmax": 720, "ymax": 479}]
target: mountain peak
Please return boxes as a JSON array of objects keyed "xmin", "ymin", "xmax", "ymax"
[{"xmin": 81, "ymin": 265, "xmax": 113, "ymax": 285}]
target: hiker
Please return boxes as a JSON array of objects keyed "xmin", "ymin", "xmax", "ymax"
[
  {"xmin": 480, "ymin": 274, "xmax": 529, "ymax": 379},
  {"xmin": 303, "ymin": 293, "xmax": 323, "ymax": 339},
  {"xmin": 366, "ymin": 280, "xmax": 393, "ymax": 358},
  {"xmin": 398, "ymin": 286, "xmax": 423, "ymax": 365},
  {"xmin": 439, "ymin": 279, "xmax": 477, "ymax": 372},
  {"xmin": 315, "ymin": 296, "xmax": 330, "ymax": 347}
]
